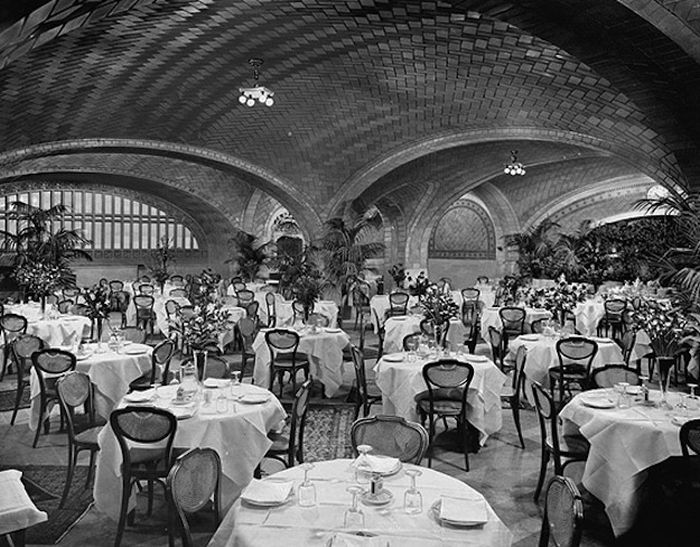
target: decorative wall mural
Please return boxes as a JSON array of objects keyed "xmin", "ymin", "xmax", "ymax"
[{"xmin": 429, "ymin": 199, "xmax": 496, "ymax": 259}]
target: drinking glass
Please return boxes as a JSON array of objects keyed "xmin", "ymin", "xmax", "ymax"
[
  {"xmin": 403, "ymin": 468, "xmax": 423, "ymax": 514},
  {"xmin": 216, "ymin": 393, "xmax": 228, "ymax": 413},
  {"xmin": 617, "ymin": 382, "xmax": 630, "ymax": 408},
  {"xmin": 343, "ymin": 486, "xmax": 365, "ymax": 529},
  {"xmin": 406, "ymin": 339, "xmax": 418, "ymax": 362},
  {"xmin": 297, "ymin": 463, "xmax": 317, "ymax": 507},
  {"xmin": 686, "ymin": 383, "xmax": 699, "ymax": 412},
  {"xmin": 676, "ymin": 393, "xmax": 689, "ymax": 417},
  {"xmin": 354, "ymin": 445, "xmax": 373, "ymax": 485},
  {"xmin": 230, "ymin": 371, "xmax": 242, "ymax": 399}
]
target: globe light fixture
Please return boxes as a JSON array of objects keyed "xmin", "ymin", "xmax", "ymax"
[
  {"xmin": 239, "ymin": 58, "xmax": 274, "ymax": 107},
  {"xmin": 504, "ymin": 150, "xmax": 526, "ymax": 176}
]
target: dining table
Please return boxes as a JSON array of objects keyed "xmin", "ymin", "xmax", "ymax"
[
  {"xmin": 27, "ymin": 342, "xmax": 154, "ymax": 430},
  {"xmin": 559, "ymin": 387, "xmax": 699, "ymax": 537},
  {"xmin": 0, "ymin": 470, "xmax": 47, "ymax": 544},
  {"xmin": 374, "ymin": 351, "xmax": 506, "ymax": 444},
  {"xmin": 507, "ymin": 333, "xmax": 624, "ymax": 399},
  {"xmin": 252, "ymin": 326, "xmax": 351, "ymax": 397},
  {"xmin": 369, "ymin": 291, "xmax": 463, "ymax": 334},
  {"xmin": 94, "ymin": 382, "xmax": 286, "ymax": 520},
  {"xmin": 382, "ymin": 315, "xmax": 470, "ymax": 355},
  {"xmin": 207, "ymin": 458, "xmax": 513, "ymax": 546},
  {"xmin": 479, "ymin": 306, "xmax": 551, "ymax": 337},
  {"xmin": 5, "ymin": 303, "xmax": 92, "ymax": 346}
]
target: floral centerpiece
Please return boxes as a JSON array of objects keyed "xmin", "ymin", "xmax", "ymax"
[
  {"xmin": 420, "ymin": 283, "xmax": 459, "ymax": 343},
  {"xmin": 630, "ymin": 297, "xmax": 688, "ymax": 358},
  {"xmin": 13, "ymin": 261, "xmax": 62, "ymax": 309},
  {"xmin": 149, "ymin": 237, "xmax": 173, "ymax": 293},
  {"xmin": 168, "ymin": 302, "xmax": 232, "ymax": 351},
  {"xmin": 189, "ymin": 269, "xmax": 222, "ymax": 307},
  {"xmin": 290, "ymin": 273, "xmax": 324, "ymax": 322},
  {"xmin": 82, "ymin": 283, "xmax": 111, "ymax": 340},
  {"xmin": 406, "ymin": 271, "xmax": 430, "ymax": 297},
  {"xmin": 518, "ymin": 276, "xmax": 589, "ymax": 323}
]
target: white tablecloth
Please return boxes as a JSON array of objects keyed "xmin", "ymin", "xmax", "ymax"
[
  {"xmin": 560, "ymin": 388, "xmax": 695, "ymax": 536},
  {"xmin": 6, "ymin": 304, "xmax": 91, "ymax": 346},
  {"xmin": 94, "ymin": 383, "xmax": 286, "ymax": 520},
  {"xmin": 0, "ymin": 470, "xmax": 47, "ymax": 536},
  {"xmin": 208, "ymin": 458, "xmax": 512, "ymax": 547},
  {"xmin": 480, "ymin": 306, "xmax": 551, "ymax": 337},
  {"xmin": 383, "ymin": 316, "xmax": 469, "ymax": 354},
  {"xmin": 507, "ymin": 334, "xmax": 623, "ymax": 395},
  {"xmin": 28, "ymin": 344, "xmax": 153, "ymax": 430},
  {"xmin": 252, "ymin": 328, "xmax": 350, "ymax": 397},
  {"xmin": 277, "ymin": 300, "xmax": 340, "ymax": 328},
  {"xmin": 369, "ymin": 294, "xmax": 419, "ymax": 333},
  {"xmin": 374, "ymin": 353, "xmax": 506, "ymax": 444},
  {"xmin": 126, "ymin": 294, "xmax": 190, "ymax": 334}
]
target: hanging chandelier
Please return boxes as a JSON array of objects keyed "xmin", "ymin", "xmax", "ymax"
[
  {"xmin": 504, "ymin": 150, "xmax": 526, "ymax": 176},
  {"xmin": 238, "ymin": 58, "xmax": 274, "ymax": 107}
]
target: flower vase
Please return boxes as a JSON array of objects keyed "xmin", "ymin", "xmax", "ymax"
[
  {"xmin": 657, "ymin": 356, "xmax": 675, "ymax": 409},
  {"xmin": 94, "ymin": 318, "xmax": 103, "ymax": 343},
  {"xmin": 180, "ymin": 353, "xmax": 203, "ymax": 402},
  {"xmin": 40, "ymin": 295, "xmax": 47, "ymax": 317},
  {"xmin": 192, "ymin": 349, "xmax": 209, "ymax": 382}
]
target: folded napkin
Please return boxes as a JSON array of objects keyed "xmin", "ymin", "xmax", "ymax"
[
  {"xmin": 329, "ymin": 533, "xmax": 386, "ymax": 547},
  {"xmin": 166, "ymin": 403, "xmax": 196, "ymax": 420},
  {"xmin": 353, "ymin": 455, "xmax": 400, "ymax": 474},
  {"xmin": 439, "ymin": 495, "xmax": 488, "ymax": 524},
  {"xmin": 241, "ymin": 479, "xmax": 293, "ymax": 504},
  {"xmin": 203, "ymin": 378, "xmax": 229, "ymax": 388}
]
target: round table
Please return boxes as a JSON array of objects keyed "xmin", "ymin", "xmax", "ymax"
[
  {"xmin": 94, "ymin": 382, "xmax": 286, "ymax": 520},
  {"xmin": 382, "ymin": 316, "xmax": 469, "ymax": 354},
  {"xmin": 6, "ymin": 304, "xmax": 91, "ymax": 346},
  {"xmin": 208, "ymin": 458, "xmax": 513, "ymax": 546},
  {"xmin": 560, "ymin": 388, "xmax": 697, "ymax": 537},
  {"xmin": 374, "ymin": 352, "xmax": 506, "ymax": 444},
  {"xmin": 479, "ymin": 306, "xmax": 551, "ymax": 337}
]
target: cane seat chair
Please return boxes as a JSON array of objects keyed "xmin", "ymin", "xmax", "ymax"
[
  {"xmin": 129, "ymin": 339, "xmax": 176, "ymax": 391},
  {"xmin": 109, "ymin": 290, "xmax": 131, "ymax": 314},
  {"xmin": 291, "ymin": 300, "xmax": 306, "ymax": 324},
  {"xmin": 265, "ymin": 379, "xmax": 312, "ymax": 467},
  {"xmin": 476, "ymin": 276, "xmax": 490, "ymax": 284},
  {"xmin": 415, "ymin": 359, "xmax": 475, "ymax": 470},
  {"xmin": 461, "ymin": 288, "xmax": 480, "ymax": 305},
  {"xmin": 387, "ymin": 292, "xmax": 409, "ymax": 318},
  {"xmin": 56, "ymin": 371, "xmax": 103, "ymax": 508},
  {"xmin": 169, "ymin": 274, "xmax": 184, "ymax": 285},
  {"xmin": 680, "ymin": 419, "xmax": 700, "ymax": 457},
  {"xmin": 0, "ymin": 313, "xmax": 28, "ymax": 381},
  {"xmin": 110, "ymin": 406, "xmax": 178, "ymax": 547},
  {"xmin": 265, "ymin": 292, "xmax": 277, "ymax": 328},
  {"xmin": 370, "ymin": 308, "xmax": 385, "ymax": 359},
  {"xmin": 106, "ymin": 310, "xmax": 126, "ymax": 329},
  {"xmin": 531, "ymin": 381, "xmax": 589, "ymax": 501},
  {"xmin": 245, "ymin": 301, "xmax": 260, "ymax": 324},
  {"xmin": 499, "ymin": 306, "xmax": 526, "ymax": 347},
  {"xmin": 169, "ymin": 288, "xmax": 187, "ymax": 298},
  {"xmin": 57, "ymin": 299, "xmax": 74, "ymax": 314},
  {"xmin": 166, "ymin": 447, "xmax": 222, "ymax": 547},
  {"xmin": 236, "ymin": 289, "xmax": 255, "ymax": 306},
  {"xmin": 109, "ymin": 280, "xmax": 124, "ymax": 292},
  {"xmin": 164, "ymin": 299, "xmax": 181, "ymax": 322},
  {"xmin": 139, "ymin": 284, "xmax": 155, "ymax": 296},
  {"xmin": 538, "ymin": 476, "xmax": 584, "ymax": 547},
  {"xmin": 597, "ymin": 298, "xmax": 627, "ymax": 342},
  {"xmin": 232, "ymin": 281, "xmax": 247, "ymax": 293},
  {"xmin": 487, "ymin": 326, "xmax": 506, "ymax": 371},
  {"xmin": 133, "ymin": 295, "xmax": 156, "ymax": 334},
  {"xmin": 531, "ymin": 318, "xmax": 546, "ymax": 334},
  {"xmin": 350, "ymin": 415, "xmax": 428, "ymax": 464},
  {"xmin": 179, "ymin": 305, "xmax": 196, "ymax": 320},
  {"xmin": 9, "ymin": 334, "xmax": 45, "ymax": 425},
  {"xmin": 549, "ymin": 337, "xmax": 598, "ymax": 407},
  {"xmin": 32, "ymin": 349, "xmax": 77, "ymax": 447},
  {"xmin": 62, "ymin": 287, "xmax": 80, "ymax": 301},
  {"xmin": 503, "ymin": 345, "xmax": 527, "ymax": 449},
  {"xmin": 349, "ymin": 344, "xmax": 382, "ymax": 418},
  {"xmin": 591, "ymin": 364, "xmax": 640, "ymax": 389},
  {"xmin": 402, "ymin": 332, "xmax": 423, "ymax": 352},
  {"xmin": 265, "ymin": 329, "xmax": 310, "ymax": 397}
]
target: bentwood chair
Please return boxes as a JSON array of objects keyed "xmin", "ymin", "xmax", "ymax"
[
  {"xmin": 680, "ymin": 419, "xmax": 700, "ymax": 457},
  {"xmin": 165, "ymin": 299, "xmax": 181, "ymax": 322},
  {"xmin": 169, "ymin": 274, "xmax": 184, "ymax": 285},
  {"xmin": 291, "ymin": 301, "xmax": 306, "ymax": 324},
  {"xmin": 387, "ymin": 292, "xmax": 409, "ymax": 318},
  {"xmin": 62, "ymin": 287, "xmax": 80, "ymax": 301},
  {"xmin": 133, "ymin": 295, "xmax": 156, "ymax": 335},
  {"xmin": 415, "ymin": 359, "xmax": 475, "ymax": 471},
  {"xmin": 265, "ymin": 379, "xmax": 312, "ymax": 467},
  {"xmin": 237, "ymin": 317, "xmax": 258, "ymax": 379},
  {"xmin": 461, "ymin": 300, "xmax": 480, "ymax": 353},
  {"xmin": 487, "ymin": 326, "xmax": 506, "ymax": 371},
  {"xmin": 32, "ymin": 349, "xmax": 77, "ymax": 448},
  {"xmin": 591, "ymin": 364, "xmax": 640, "ymax": 389},
  {"xmin": 476, "ymin": 276, "xmax": 490, "ymax": 285},
  {"xmin": 245, "ymin": 301, "xmax": 260, "ymax": 324},
  {"xmin": 403, "ymin": 332, "xmax": 423, "ymax": 352},
  {"xmin": 499, "ymin": 306, "xmax": 526, "ymax": 347},
  {"xmin": 236, "ymin": 289, "xmax": 255, "ymax": 307},
  {"xmin": 350, "ymin": 415, "xmax": 428, "ymax": 464},
  {"xmin": 57, "ymin": 299, "xmax": 74, "ymax": 314},
  {"xmin": 352, "ymin": 288, "xmax": 370, "ymax": 331},
  {"xmin": 530, "ymin": 318, "xmax": 546, "ymax": 334},
  {"xmin": 166, "ymin": 448, "xmax": 221, "ymax": 547},
  {"xmin": 597, "ymin": 298, "xmax": 627, "ymax": 342},
  {"xmin": 109, "ymin": 280, "xmax": 124, "ymax": 292},
  {"xmin": 370, "ymin": 308, "xmax": 385, "ymax": 359},
  {"xmin": 538, "ymin": 476, "xmax": 584, "ymax": 547},
  {"xmin": 549, "ymin": 337, "xmax": 598, "ymax": 407},
  {"xmin": 107, "ymin": 310, "xmax": 126, "ymax": 329},
  {"xmin": 56, "ymin": 371, "xmax": 104, "ymax": 508},
  {"xmin": 109, "ymin": 290, "xmax": 131, "ymax": 315},
  {"xmin": 531, "ymin": 381, "xmax": 589, "ymax": 501},
  {"xmin": 232, "ymin": 281, "xmax": 247, "ymax": 293},
  {"xmin": 138, "ymin": 284, "xmax": 155, "ymax": 296},
  {"xmin": 265, "ymin": 329, "xmax": 310, "ymax": 397},
  {"xmin": 169, "ymin": 288, "xmax": 187, "ymax": 298},
  {"xmin": 129, "ymin": 339, "xmax": 176, "ymax": 391},
  {"xmin": 265, "ymin": 292, "xmax": 277, "ymax": 328},
  {"xmin": 111, "ymin": 406, "xmax": 178, "ymax": 547},
  {"xmin": 503, "ymin": 345, "xmax": 527, "ymax": 449},
  {"xmin": 9, "ymin": 335, "xmax": 45, "ymax": 425},
  {"xmin": 461, "ymin": 287, "xmax": 480, "ymax": 305},
  {"xmin": 349, "ymin": 344, "xmax": 382, "ymax": 418},
  {"xmin": 0, "ymin": 313, "xmax": 28, "ymax": 381}
]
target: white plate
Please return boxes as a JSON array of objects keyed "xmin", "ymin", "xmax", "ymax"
[
  {"xmin": 75, "ymin": 352, "xmax": 94, "ymax": 361},
  {"xmin": 580, "ymin": 396, "xmax": 616, "ymax": 409},
  {"xmin": 325, "ymin": 328, "xmax": 343, "ymax": 333},
  {"xmin": 239, "ymin": 393, "xmax": 271, "ymax": 404},
  {"xmin": 241, "ymin": 493, "xmax": 293, "ymax": 508},
  {"xmin": 125, "ymin": 346, "xmax": 148, "ymax": 355},
  {"xmin": 123, "ymin": 392, "xmax": 152, "ymax": 403},
  {"xmin": 520, "ymin": 334, "xmax": 540, "ymax": 341},
  {"xmin": 672, "ymin": 416, "xmax": 693, "ymax": 427},
  {"xmin": 625, "ymin": 386, "xmax": 642, "ymax": 395},
  {"xmin": 430, "ymin": 500, "xmax": 488, "ymax": 527},
  {"xmin": 465, "ymin": 355, "xmax": 488, "ymax": 363},
  {"xmin": 383, "ymin": 354, "xmax": 404, "ymax": 362}
]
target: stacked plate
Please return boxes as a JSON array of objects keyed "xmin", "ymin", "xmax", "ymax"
[{"xmin": 240, "ymin": 479, "xmax": 294, "ymax": 507}]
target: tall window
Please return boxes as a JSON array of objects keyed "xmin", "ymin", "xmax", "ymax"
[{"xmin": 0, "ymin": 190, "xmax": 201, "ymax": 252}]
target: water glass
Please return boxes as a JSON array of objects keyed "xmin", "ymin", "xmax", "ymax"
[
  {"xmin": 230, "ymin": 372, "xmax": 242, "ymax": 398},
  {"xmin": 297, "ymin": 463, "xmax": 317, "ymax": 507},
  {"xmin": 343, "ymin": 486, "xmax": 365, "ymax": 529},
  {"xmin": 354, "ymin": 445, "xmax": 373, "ymax": 485},
  {"xmin": 688, "ymin": 383, "xmax": 699, "ymax": 412},
  {"xmin": 403, "ymin": 468, "xmax": 423, "ymax": 514},
  {"xmin": 216, "ymin": 393, "xmax": 228, "ymax": 413}
]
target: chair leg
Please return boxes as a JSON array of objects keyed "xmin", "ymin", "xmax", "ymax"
[
  {"xmin": 0, "ymin": 346, "xmax": 7, "ymax": 382},
  {"xmin": 147, "ymin": 479, "xmax": 154, "ymax": 516},
  {"xmin": 32, "ymin": 398, "xmax": 46, "ymax": 448},
  {"xmin": 114, "ymin": 478, "xmax": 132, "ymax": 547},
  {"xmin": 60, "ymin": 445, "xmax": 76, "ymax": 508},
  {"xmin": 460, "ymin": 418, "xmax": 470, "ymax": 472},
  {"xmin": 427, "ymin": 416, "xmax": 435, "ymax": 468},
  {"xmin": 86, "ymin": 450, "xmax": 97, "ymax": 488},
  {"xmin": 534, "ymin": 446, "xmax": 549, "ymax": 501},
  {"xmin": 10, "ymin": 382, "xmax": 24, "ymax": 425},
  {"xmin": 511, "ymin": 398, "xmax": 525, "ymax": 449}
]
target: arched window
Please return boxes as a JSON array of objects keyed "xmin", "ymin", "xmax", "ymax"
[{"xmin": 0, "ymin": 189, "xmax": 202, "ymax": 256}]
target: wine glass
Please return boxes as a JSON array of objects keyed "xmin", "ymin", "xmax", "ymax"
[
  {"xmin": 216, "ymin": 393, "xmax": 228, "ymax": 413},
  {"xmin": 343, "ymin": 486, "xmax": 365, "ymax": 529},
  {"xmin": 354, "ymin": 445, "xmax": 373, "ymax": 485},
  {"xmin": 403, "ymin": 468, "xmax": 423, "ymax": 514},
  {"xmin": 406, "ymin": 338, "xmax": 418, "ymax": 362},
  {"xmin": 297, "ymin": 463, "xmax": 316, "ymax": 507}
]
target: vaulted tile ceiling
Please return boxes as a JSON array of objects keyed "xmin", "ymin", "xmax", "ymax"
[{"xmin": 0, "ymin": 0, "xmax": 699, "ymax": 260}]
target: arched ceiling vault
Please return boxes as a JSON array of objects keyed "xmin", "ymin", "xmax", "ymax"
[{"xmin": 0, "ymin": 0, "xmax": 699, "ymax": 235}]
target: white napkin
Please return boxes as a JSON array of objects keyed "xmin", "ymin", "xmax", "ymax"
[
  {"xmin": 167, "ymin": 403, "xmax": 196, "ymax": 419},
  {"xmin": 329, "ymin": 533, "xmax": 387, "ymax": 547},
  {"xmin": 356, "ymin": 455, "xmax": 400, "ymax": 474},
  {"xmin": 203, "ymin": 378, "xmax": 229, "ymax": 388},
  {"xmin": 241, "ymin": 479, "xmax": 293, "ymax": 504},
  {"xmin": 439, "ymin": 495, "xmax": 488, "ymax": 524}
]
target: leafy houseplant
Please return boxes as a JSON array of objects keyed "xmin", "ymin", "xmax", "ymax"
[
  {"xmin": 169, "ymin": 303, "xmax": 232, "ymax": 351},
  {"xmin": 13, "ymin": 261, "xmax": 61, "ymax": 309},
  {"xmin": 188, "ymin": 269, "xmax": 223, "ymax": 308},
  {"xmin": 227, "ymin": 230, "xmax": 273, "ymax": 283},
  {"xmin": 149, "ymin": 236, "xmax": 173, "ymax": 292},
  {"xmin": 630, "ymin": 297, "xmax": 689, "ymax": 359},
  {"xmin": 290, "ymin": 273, "xmax": 323, "ymax": 322},
  {"xmin": 406, "ymin": 271, "xmax": 430, "ymax": 297},
  {"xmin": 420, "ymin": 284, "xmax": 459, "ymax": 344},
  {"xmin": 82, "ymin": 283, "xmax": 111, "ymax": 340},
  {"xmin": 518, "ymin": 276, "xmax": 589, "ymax": 323}
]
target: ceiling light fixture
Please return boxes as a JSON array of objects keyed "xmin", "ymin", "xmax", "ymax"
[
  {"xmin": 504, "ymin": 150, "xmax": 526, "ymax": 176},
  {"xmin": 238, "ymin": 58, "xmax": 274, "ymax": 107}
]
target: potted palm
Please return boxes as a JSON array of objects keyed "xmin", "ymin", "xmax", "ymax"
[
  {"xmin": 149, "ymin": 236, "xmax": 173, "ymax": 294},
  {"xmin": 227, "ymin": 230, "xmax": 274, "ymax": 283}
]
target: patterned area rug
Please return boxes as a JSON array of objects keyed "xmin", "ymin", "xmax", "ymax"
[
  {"xmin": 0, "ymin": 388, "xmax": 29, "ymax": 412},
  {"xmin": 304, "ymin": 404, "xmax": 355, "ymax": 461},
  {"xmin": 0, "ymin": 465, "xmax": 93, "ymax": 544}
]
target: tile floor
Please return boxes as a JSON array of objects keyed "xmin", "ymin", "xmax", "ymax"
[{"xmin": 0, "ymin": 331, "xmax": 615, "ymax": 547}]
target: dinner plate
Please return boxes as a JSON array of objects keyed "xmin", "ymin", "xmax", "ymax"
[
  {"xmin": 241, "ymin": 492, "xmax": 294, "ymax": 508},
  {"xmin": 371, "ymin": 458, "xmax": 402, "ymax": 477},
  {"xmin": 125, "ymin": 346, "xmax": 149, "ymax": 355},
  {"xmin": 429, "ymin": 500, "xmax": 487, "ymax": 527},
  {"xmin": 123, "ymin": 392, "xmax": 152, "ymax": 403},
  {"xmin": 520, "ymin": 334, "xmax": 540, "ymax": 342},
  {"xmin": 464, "ymin": 355, "xmax": 488, "ymax": 363},
  {"xmin": 325, "ymin": 328, "xmax": 343, "ymax": 333},
  {"xmin": 75, "ymin": 352, "xmax": 94, "ymax": 361},
  {"xmin": 383, "ymin": 354, "xmax": 404, "ymax": 363},
  {"xmin": 672, "ymin": 415, "xmax": 693, "ymax": 427},
  {"xmin": 390, "ymin": 316, "xmax": 408, "ymax": 322},
  {"xmin": 239, "ymin": 393, "xmax": 271, "ymax": 404},
  {"xmin": 580, "ymin": 395, "xmax": 616, "ymax": 409}
]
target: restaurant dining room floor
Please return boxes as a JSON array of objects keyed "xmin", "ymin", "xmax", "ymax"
[{"xmin": 0, "ymin": 330, "xmax": 615, "ymax": 547}]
